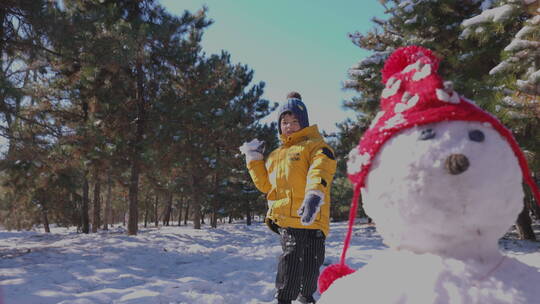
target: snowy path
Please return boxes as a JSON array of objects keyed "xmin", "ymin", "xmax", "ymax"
[{"xmin": 0, "ymin": 221, "xmax": 538, "ymax": 304}]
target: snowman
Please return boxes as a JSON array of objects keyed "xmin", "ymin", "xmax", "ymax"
[{"xmin": 318, "ymin": 46, "xmax": 540, "ymax": 303}]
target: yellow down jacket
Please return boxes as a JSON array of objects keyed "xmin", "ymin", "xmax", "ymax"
[{"xmin": 247, "ymin": 125, "xmax": 337, "ymax": 236}]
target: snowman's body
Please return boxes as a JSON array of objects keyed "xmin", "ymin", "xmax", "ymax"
[
  {"xmin": 321, "ymin": 251, "xmax": 540, "ymax": 303},
  {"xmin": 319, "ymin": 121, "xmax": 540, "ymax": 303}
]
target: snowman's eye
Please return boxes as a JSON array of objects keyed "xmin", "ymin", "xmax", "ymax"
[
  {"xmin": 469, "ymin": 130, "xmax": 485, "ymax": 142},
  {"xmin": 419, "ymin": 128, "xmax": 436, "ymax": 140}
]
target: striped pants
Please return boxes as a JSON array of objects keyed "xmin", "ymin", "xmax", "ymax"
[{"xmin": 276, "ymin": 227, "xmax": 326, "ymax": 301}]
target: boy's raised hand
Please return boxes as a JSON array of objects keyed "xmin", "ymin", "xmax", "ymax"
[
  {"xmin": 298, "ymin": 190, "xmax": 324, "ymax": 225},
  {"xmin": 239, "ymin": 139, "xmax": 265, "ymax": 162}
]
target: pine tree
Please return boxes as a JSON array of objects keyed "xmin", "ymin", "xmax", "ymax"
[
  {"xmin": 0, "ymin": 1, "xmax": 277, "ymax": 231},
  {"xmin": 42, "ymin": 0, "xmax": 213, "ymax": 235},
  {"xmin": 461, "ymin": 1, "xmax": 540, "ymax": 160},
  {"xmin": 346, "ymin": 0, "xmax": 498, "ymax": 116},
  {"xmin": 0, "ymin": 1, "xmax": 86, "ymax": 230},
  {"xmin": 462, "ymin": 0, "xmax": 540, "ymax": 239},
  {"xmin": 338, "ymin": 0, "xmax": 527, "ymax": 221},
  {"xmin": 161, "ymin": 50, "xmax": 274, "ymax": 229},
  {"xmin": 0, "ymin": 1, "xmax": 53, "ymax": 157}
]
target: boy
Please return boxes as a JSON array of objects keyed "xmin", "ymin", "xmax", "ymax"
[{"xmin": 239, "ymin": 92, "xmax": 337, "ymax": 304}]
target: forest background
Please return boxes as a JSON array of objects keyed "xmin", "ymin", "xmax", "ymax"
[{"xmin": 0, "ymin": 0, "xmax": 539, "ymax": 239}]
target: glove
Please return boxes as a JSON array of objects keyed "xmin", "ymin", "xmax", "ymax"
[
  {"xmin": 297, "ymin": 190, "xmax": 325, "ymax": 225},
  {"xmin": 239, "ymin": 139, "xmax": 265, "ymax": 163}
]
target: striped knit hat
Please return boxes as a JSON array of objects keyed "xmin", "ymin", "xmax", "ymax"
[{"xmin": 277, "ymin": 92, "xmax": 309, "ymax": 134}]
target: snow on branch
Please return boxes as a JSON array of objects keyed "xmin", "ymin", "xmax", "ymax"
[
  {"xmin": 356, "ymin": 51, "xmax": 391, "ymax": 67},
  {"xmin": 480, "ymin": 0, "xmax": 495, "ymax": 11},
  {"xmin": 462, "ymin": 4, "xmax": 518, "ymax": 27},
  {"xmin": 490, "ymin": 60, "xmax": 513, "ymax": 75},
  {"xmin": 398, "ymin": 0, "xmax": 415, "ymax": 13},
  {"xmin": 517, "ymin": 69, "xmax": 540, "ymax": 94},
  {"xmin": 504, "ymin": 39, "xmax": 540, "ymax": 52}
]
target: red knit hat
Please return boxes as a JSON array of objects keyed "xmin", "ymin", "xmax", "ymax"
[{"xmin": 318, "ymin": 45, "xmax": 540, "ymax": 293}]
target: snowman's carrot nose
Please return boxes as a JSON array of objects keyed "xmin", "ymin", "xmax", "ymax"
[{"xmin": 445, "ymin": 154, "xmax": 470, "ymax": 175}]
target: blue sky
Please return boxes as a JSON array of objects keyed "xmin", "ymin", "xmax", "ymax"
[{"xmin": 160, "ymin": 0, "xmax": 386, "ymax": 133}]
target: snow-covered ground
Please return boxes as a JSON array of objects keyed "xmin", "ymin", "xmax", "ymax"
[{"xmin": 0, "ymin": 220, "xmax": 538, "ymax": 304}]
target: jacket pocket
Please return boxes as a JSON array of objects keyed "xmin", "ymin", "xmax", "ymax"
[
  {"xmin": 291, "ymin": 188, "xmax": 305, "ymax": 219},
  {"xmin": 271, "ymin": 191, "xmax": 293, "ymax": 219}
]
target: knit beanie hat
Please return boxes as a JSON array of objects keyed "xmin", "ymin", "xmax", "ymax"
[
  {"xmin": 318, "ymin": 45, "xmax": 540, "ymax": 293},
  {"xmin": 277, "ymin": 92, "xmax": 309, "ymax": 134}
]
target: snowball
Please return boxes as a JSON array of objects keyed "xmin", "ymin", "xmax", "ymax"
[{"xmin": 238, "ymin": 139, "xmax": 264, "ymax": 154}]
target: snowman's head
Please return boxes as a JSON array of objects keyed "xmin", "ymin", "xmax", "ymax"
[
  {"xmin": 362, "ymin": 120, "xmax": 523, "ymax": 255},
  {"xmin": 320, "ymin": 45, "xmax": 540, "ymax": 294}
]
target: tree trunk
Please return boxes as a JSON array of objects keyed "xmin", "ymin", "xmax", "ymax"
[
  {"xmin": 211, "ymin": 211, "xmax": 217, "ymax": 228},
  {"xmin": 127, "ymin": 154, "xmax": 141, "ymax": 235},
  {"xmin": 516, "ymin": 202, "xmax": 536, "ymax": 240},
  {"xmin": 0, "ymin": 8, "xmax": 16, "ymax": 157},
  {"xmin": 144, "ymin": 193, "xmax": 149, "ymax": 228},
  {"xmin": 526, "ymin": 176, "xmax": 540, "ymax": 220},
  {"xmin": 42, "ymin": 209, "xmax": 50, "ymax": 233},
  {"xmin": 189, "ymin": 174, "xmax": 202, "ymax": 229},
  {"xmin": 122, "ymin": 193, "xmax": 127, "ymax": 226},
  {"xmin": 177, "ymin": 198, "xmax": 183, "ymax": 226},
  {"xmin": 154, "ymin": 194, "xmax": 159, "ymax": 227},
  {"xmin": 103, "ymin": 172, "xmax": 112, "ymax": 230},
  {"xmin": 184, "ymin": 200, "xmax": 190, "ymax": 225},
  {"xmin": 531, "ymin": 200, "xmax": 540, "ymax": 220},
  {"xmin": 71, "ymin": 192, "xmax": 81, "ymax": 232},
  {"xmin": 163, "ymin": 191, "xmax": 173, "ymax": 226},
  {"xmin": 127, "ymin": 52, "xmax": 146, "ymax": 235},
  {"xmin": 92, "ymin": 170, "xmax": 101, "ymax": 233},
  {"xmin": 81, "ymin": 172, "xmax": 90, "ymax": 234},
  {"xmin": 211, "ymin": 171, "xmax": 219, "ymax": 228},
  {"xmin": 246, "ymin": 204, "xmax": 252, "ymax": 226}
]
